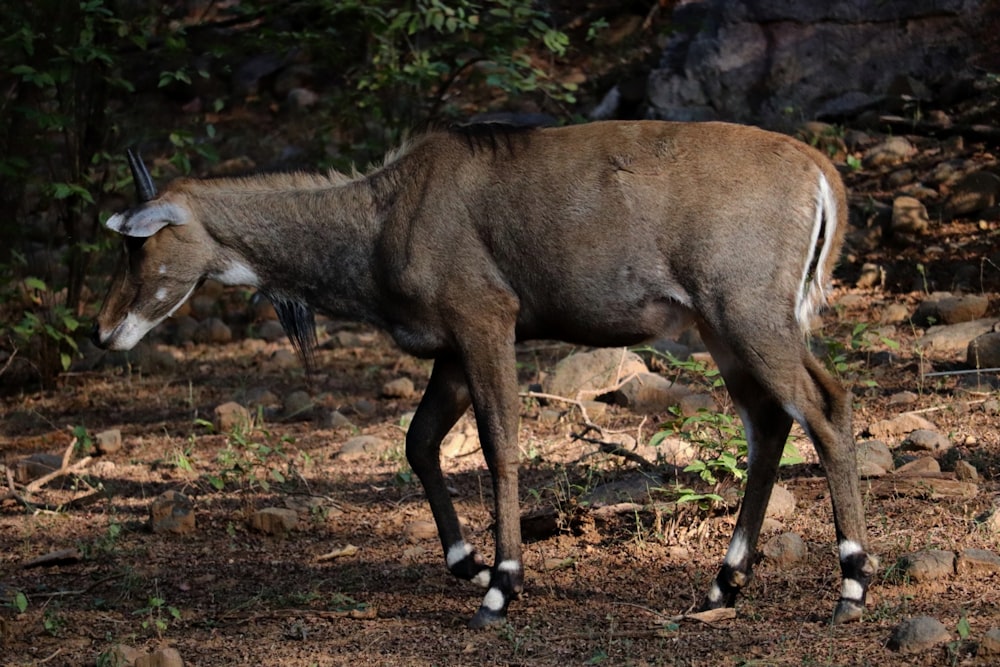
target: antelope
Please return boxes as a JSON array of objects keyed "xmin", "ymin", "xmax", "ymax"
[{"xmin": 93, "ymin": 120, "xmax": 877, "ymax": 628}]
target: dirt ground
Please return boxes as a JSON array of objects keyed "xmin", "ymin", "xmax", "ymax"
[{"xmin": 2, "ymin": 230, "xmax": 1000, "ymax": 667}]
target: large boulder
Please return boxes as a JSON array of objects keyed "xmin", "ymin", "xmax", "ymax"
[{"xmin": 647, "ymin": 0, "xmax": 987, "ymax": 129}]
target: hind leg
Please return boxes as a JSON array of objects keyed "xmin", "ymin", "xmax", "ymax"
[{"xmin": 696, "ymin": 322, "xmax": 875, "ymax": 621}]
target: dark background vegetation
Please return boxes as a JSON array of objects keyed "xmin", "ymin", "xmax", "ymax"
[{"xmin": 0, "ymin": 0, "xmax": 651, "ymax": 383}]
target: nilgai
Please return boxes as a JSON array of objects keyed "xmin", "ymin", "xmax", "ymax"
[{"xmin": 93, "ymin": 121, "xmax": 877, "ymax": 628}]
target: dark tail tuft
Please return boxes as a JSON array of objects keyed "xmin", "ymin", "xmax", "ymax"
[{"xmin": 268, "ymin": 294, "xmax": 318, "ymax": 372}]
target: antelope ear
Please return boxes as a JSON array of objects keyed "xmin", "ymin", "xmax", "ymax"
[{"xmin": 105, "ymin": 202, "xmax": 189, "ymax": 238}]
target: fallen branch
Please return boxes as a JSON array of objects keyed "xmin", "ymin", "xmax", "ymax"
[{"xmin": 1, "ymin": 438, "xmax": 93, "ymax": 507}]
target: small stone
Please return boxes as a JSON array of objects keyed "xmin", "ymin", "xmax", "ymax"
[
  {"xmin": 903, "ymin": 429, "xmax": 951, "ymax": 454},
  {"xmin": 887, "ymin": 391, "xmax": 918, "ymax": 407},
  {"xmin": 903, "ymin": 549, "xmax": 954, "ymax": 582},
  {"xmin": 14, "ymin": 453, "xmax": 63, "ymax": 484},
  {"xmin": 283, "ymin": 390, "xmax": 314, "ymax": 420},
  {"xmin": 256, "ymin": 320, "xmax": 286, "ymax": 342},
  {"xmin": 214, "ymin": 401, "xmax": 250, "ymax": 433},
  {"xmin": 956, "ymin": 548, "xmax": 1000, "ymax": 575},
  {"xmin": 287, "ymin": 87, "xmax": 320, "ymax": 110},
  {"xmin": 942, "ymin": 170, "xmax": 1000, "ymax": 218},
  {"xmin": 895, "ymin": 457, "xmax": 941, "ymax": 475},
  {"xmin": 338, "ymin": 435, "xmax": 392, "ymax": 461},
  {"xmin": 250, "ymin": 507, "xmax": 299, "ymax": 535},
  {"xmin": 856, "ymin": 439, "xmax": 894, "ymax": 473},
  {"xmin": 855, "ymin": 263, "xmax": 885, "ymax": 289},
  {"xmin": 918, "ymin": 319, "xmax": 998, "ymax": 355},
  {"xmin": 581, "ymin": 400, "xmax": 607, "ymax": 420},
  {"xmin": 267, "ymin": 348, "xmax": 299, "ymax": 369},
  {"xmin": 103, "ymin": 644, "xmax": 143, "ymax": 667},
  {"xmin": 936, "ymin": 294, "xmax": 990, "ymax": 325},
  {"xmin": 880, "ymin": 302, "xmax": 910, "ymax": 324},
  {"xmin": 765, "ymin": 484, "xmax": 796, "ymax": 520},
  {"xmin": 381, "ymin": 377, "xmax": 415, "ymax": 399},
  {"xmin": 954, "ymin": 460, "xmax": 978, "ymax": 481},
  {"xmin": 761, "ymin": 532, "xmax": 807, "ymax": 567},
  {"xmin": 538, "ymin": 408, "xmax": 562, "ymax": 425},
  {"xmin": 136, "ymin": 646, "xmax": 184, "ymax": 667},
  {"xmin": 244, "ymin": 387, "xmax": 280, "ymax": 408},
  {"xmin": 891, "ymin": 196, "xmax": 929, "ymax": 234},
  {"xmin": 650, "ymin": 435, "xmax": 697, "ymax": 467},
  {"xmin": 442, "ymin": 432, "xmax": 479, "ymax": 458},
  {"xmin": 967, "ymin": 331, "xmax": 1000, "ymax": 368},
  {"xmin": 95, "ymin": 428, "xmax": 123, "ymax": 455},
  {"xmin": 678, "ymin": 393, "xmax": 718, "ymax": 417},
  {"xmin": 613, "ymin": 372, "xmax": 689, "ymax": 414},
  {"xmin": 868, "ymin": 413, "xmax": 937, "ymax": 440},
  {"xmin": 149, "ymin": 491, "xmax": 195, "ymax": 535},
  {"xmin": 888, "ymin": 616, "xmax": 950, "ymax": 653},
  {"xmin": 352, "ymin": 399, "xmax": 376, "ymax": 417},
  {"xmin": 404, "ymin": 520, "xmax": 438, "ymax": 542},
  {"xmin": 981, "ymin": 628, "xmax": 1000, "ymax": 656},
  {"xmin": 192, "ymin": 317, "xmax": 232, "ymax": 344},
  {"xmin": 320, "ymin": 410, "xmax": 355, "ymax": 429},
  {"xmin": 982, "ymin": 510, "xmax": 1000, "ymax": 533},
  {"xmin": 865, "ymin": 136, "xmax": 916, "ymax": 168}
]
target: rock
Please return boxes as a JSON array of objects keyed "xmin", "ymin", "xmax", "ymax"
[
  {"xmin": 880, "ymin": 302, "xmax": 910, "ymax": 324},
  {"xmin": 915, "ymin": 293, "xmax": 990, "ymax": 326},
  {"xmin": 319, "ymin": 410, "xmax": 355, "ymax": 430},
  {"xmin": 956, "ymin": 548, "xmax": 1000, "ymax": 575},
  {"xmin": 895, "ymin": 457, "xmax": 941, "ymax": 475},
  {"xmin": 338, "ymin": 435, "xmax": 392, "ymax": 461},
  {"xmin": 887, "ymin": 391, "xmax": 918, "ymax": 407},
  {"xmin": 868, "ymin": 413, "xmax": 937, "ymax": 440},
  {"xmin": 612, "ymin": 372, "xmax": 689, "ymax": 414},
  {"xmin": 954, "ymin": 460, "xmax": 978, "ymax": 481},
  {"xmin": 888, "ymin": 616, "xmax": 950, "ymax": 653},
  {"xmin": 968, "ymin": 331, "xmax": 1000, "ymax": 368},
  {"xmin": 982, "ymin": 510, "xmax": 1000, "ymax": 534},
  {"xmin": 103, "ymin": 644, "xmax": 143, "ymax": 667},
  {"xmin": 855, "ymin": 263, "xmax": 885, "ymax": 289},
  {"xmin": 537, "ymin": 408, "xmax": 562, "ymax": 425},
  {"xmin": 981, "ymin": 628, "xmax": 1000, "ymax": 656},
  {"xmin": 442, "ymin": 431, "xmax": 480, "ymax": 458},
  {"xmin": 14, "ymin": 453, "xmax": 63, "ymax": 484},
  {"xmin": 646, "ymin": 1, "xmax": 986, "ymax": 128},
  {"xmin": 282, "ymin": 390, "xmax": 313, "ymax": 420},
  {"xmin": 267, "ymin": 348, "xmax": 299, "ymax": 370},
  {"xmin": 95, "ymin": 428, "xmax": 123, "ymax": 455},
  {"xmin": 287, "ymin": 87, "xmax": 320, "ymax": 111},
  {"xmin": 582, "ymin": 472, "xmax": 662, "ymax": 506},
  {"xmin": 192, "ymin": 317, "xmax": 232, "ymax": 344},
  {"xmin": 149, "ymin": 491, "xmax": 195, "ymax": 535},
  {"xmin": 382, "ymin": 377, "xmax": 415, "ymax": 399},
  {"xmin": 942, "ymin": 170, "xmax": 1000, "ymax": 219},
  {"xmin": 918, "ymin": 319, "xmax": 997, "ymax": 356},
  {"xmin": 135, "ymin": 646, "xmax": 184, "ymax": 667},
  {"xmin": 856, "ymin": 439, "xmax": 894, "ymax": 474},
  {"xmin": 581, "ymin": 400, "xmax": 608, "ymax": 420},
  {"xmin": 256, "ymin": 319, "xmax": 286, "ymax": 342},
  {"xmin": 244, "ymin": 387, "xmax": 280, "ymax": 408},
  {"xmin": 250, "ymin": 507, "xmax": 299, "ymax": 535},
  {"xmin": 649, "ymin": 435, "xmax": 697, "ymax": 467},
  {"xmin": 765, "ymin": 484, "xmax": 796, "ymax": 520},
  {"xmin": 214, "ymin": 401, "xmax": 250, "ymax": 433},
  {"xmin": 404, "ymin": 520, "xmax": 438, "ymax": 542},
  {"xmin": 890, "ymin": 196, "xmax": 929, "ymax": 235},
  {"xmin": 678, "ymin": 393, "xmax": 718, "ymax": 417},
  {"xmin": 903, "ymin": 549, "xmax": 954, "ymax": 582},
  {"xmin": 543, "ymin": 348, "xmax": 648, "ymax": 400},
  {"xmin": 902, "ymin": 429, "xmax": 951, "ymax": 454},
  {"xmin": 875, "ymin": 141, "xmax": 919, "ymax": 170},
  {"xmin": 761, "ymin": 532, "xmax": 807, "ymax": 566}
]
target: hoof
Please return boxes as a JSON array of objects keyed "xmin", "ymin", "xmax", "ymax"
[
  {"xmin": 832, "ymin": 599, "xmax": 864, "ymax": 624},
  {"xmin": 468, "ymin": 607, "xmax": 506, "ymax": 629}
]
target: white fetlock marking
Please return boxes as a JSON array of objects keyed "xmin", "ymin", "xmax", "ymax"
[
  {"xmin": 497, "ymin": 559, "xmax": 521, "ymax": 573},
  {"xmin": 447, "ymin": 541, "xmax": 474, "ymax": 569},
  {"xmin": 482, "ymin": 587, "xmax": 505, "ymax": 612},
  {"xmin": 840, "ymin": 578, "xmax": 864, "ymax": 601},
  {"xmin": 471, "ymin": 569, "xmax": 491, "ymax": 588},
  {"xmin": 707, "ymin": 581, "xmax": 723, "ymax": 603},
  {"xmin": 839, "ymin": 540, "xmax": 864, "ymax": 560},
  {"xmin": 723, "ymin": 530, "xmax": 748, "ymax": 568}
]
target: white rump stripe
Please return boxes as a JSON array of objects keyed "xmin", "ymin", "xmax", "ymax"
[{"xmin": 795, "ymin": 172, "xmax": 838, "ymax": 331}]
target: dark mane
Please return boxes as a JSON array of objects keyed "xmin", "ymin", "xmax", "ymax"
[{"xmin": 446, "ymin": 115, "xmax": 554, "ymax": 155}]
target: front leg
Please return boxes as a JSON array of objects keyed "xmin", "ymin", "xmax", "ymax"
[
  {"xmin": 406, "ymin": 356, "xmax": 490, "ymax": 587},
  {"xmin": 449, "ymin": 293, "xmax": 524, "ymax": 628}
]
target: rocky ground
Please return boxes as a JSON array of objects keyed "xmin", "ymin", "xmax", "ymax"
[{"xmin": 3, "ymin": 89, "xmax": 1000, "ymax": 667}]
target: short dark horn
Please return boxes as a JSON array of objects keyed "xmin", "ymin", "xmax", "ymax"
[{"xmin": 126, "ymin": 148, "xmax": 157, "ymax": 202}]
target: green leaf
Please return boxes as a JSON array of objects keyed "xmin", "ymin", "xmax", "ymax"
[
  {"xmin": 24, "ymin": 276, "xmax": 47, "ymax": 291},
  {"xmin": 15, "ymin": 592, "xmax": 28, "ymax": 613}
]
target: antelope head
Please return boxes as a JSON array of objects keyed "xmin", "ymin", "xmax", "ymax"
[{"xmin": 93, "ymin": 151, "xmax": 211, "ymax": 350}]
